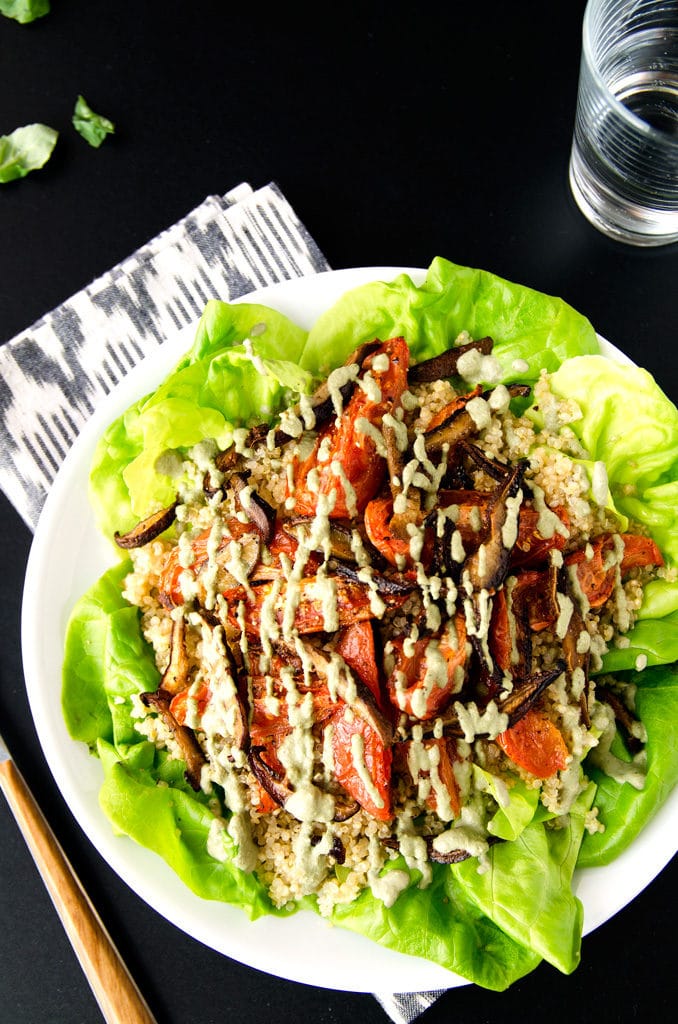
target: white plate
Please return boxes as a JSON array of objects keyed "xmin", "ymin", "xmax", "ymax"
[{"xmin": 21, "ymin": 266, "xmax": 678, "ymax": 993}]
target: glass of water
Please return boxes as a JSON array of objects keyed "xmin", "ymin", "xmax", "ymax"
[{"xmin": 569, "ymin": 0, "xmax": 678, "ymax": 246}]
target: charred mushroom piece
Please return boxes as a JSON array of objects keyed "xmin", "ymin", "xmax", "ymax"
[
  {"xmin": 464, "ymin": 462, "xmax": 526, "ymax": 593},
  {"xmin": 283, "ymin": 516, "xmax": 388, "ymax": 570},
  {"xmin": 558, "ymin": 568, "xmax": 592, "ymax": 726},
  {"xmin": 114, "ymin": 500, "xmax": 178, "ymax": 549},
  {"xmin": 330, "ymin": 559, "xmax": 415, "ymax": 597},
  {"xmin": 596, "ymin": 684, "xmax": 645, "ymax": 755},
  {"xmin": 331, "ymin": 796, "xmax": 361, "ymax": 823},
  {"xmin": 382, "ymin": 833, "xmax": 502, "ymax": 864},
  {"xmin": 434, "ymin": 661, "xmax": 566, "ymax": 738},
  {"xmin": 248, "ymin": 747, "xmax": 293, "ymax": 808},
  {"xmin": 408, "ymin": 337, "xmax": 494, "ymax": 383},
  {"xmin": 140, "ymin": 688, "xmax": 206, "ymax": 790},
  {"xmin": 499, "ymin": 661, "xmax": 567, "ymax": 727},
  {"xmin": 230, "ymin": 472, "xmax": 277, "ymax": 543},
  {"xmin": 422, "ymin": 404, "xmax": 478, "ymax": 456},
  {"xmin": 160, "ymin": 616, "xmax": 191, "ymax": 696},
  {"xmin": 203, "ymin": 447, "xmax": 242, "ymax": 496},
  {"xmin": 424, "ymin": 833, "xmax": 503, "ymax": 864},
  {"xmin": 460, "ymin": 441, "xmax": 511, "ymax": 483}
]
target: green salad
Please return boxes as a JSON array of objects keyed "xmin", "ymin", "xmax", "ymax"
[{"xmin": 62, "ymin": 258, "xmax": 678, "ymax": 991}]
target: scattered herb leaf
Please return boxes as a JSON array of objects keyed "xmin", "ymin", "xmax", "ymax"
[
  {"xmin": 0, "ymin": 123, "xmax": 58, "ymax": 183},
  {"xmin": 72, "ymin": 95, "xmax": 115, "ymax": 148},
  {"xmin": 0, "ymin": 0, "xmax": 50, "ymax": 23}
]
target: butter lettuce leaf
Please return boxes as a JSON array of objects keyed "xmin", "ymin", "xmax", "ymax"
[
  {"xmin": 550, "ymin": 355, "xmax": 678, "ymax": 562},
  {"xmin": 0, "ymin": 123, "xmax": 58, "ymax": 183},
  {"xmin": 72, "ymin": 95, "xmax": 115, "ymax": 148},
  {"xmin": 300, "ymin": 256, "xmax": 599, "ymax": 379},
  {"xmin": 0, "ymin": 0, "xmax": 50, "ymax": 24},
  {"xmin": 330, "ymin": 859, "xmax": 541, "ymax": 991},
  {"xmin": 580, "ymin": 663, "xmax": 678, "ymax": 866},
  {"xmin": 89, "ymin": 300, "xmax": 310, "ymax": 539},
  {"xmin": 62, "ymin": 561, "xmax": 144, "ymax": 747},
  {"xmin": 455, "ymin": 784, "xmax": 596, "ymax": 975}
]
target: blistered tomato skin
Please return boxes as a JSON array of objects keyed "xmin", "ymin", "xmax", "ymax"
[{"xmin": 293, "ymin": 337, "xmax": 409, "ymax": 519}]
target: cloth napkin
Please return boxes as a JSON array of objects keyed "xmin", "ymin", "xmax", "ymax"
[{"xmin": 0, "ymin": 179, "xmax": 446, "ymax": 1023}]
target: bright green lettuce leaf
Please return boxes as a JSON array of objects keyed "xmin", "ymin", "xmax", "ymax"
[
  {"xmin": 97, "ymin": 743, "xmax": 286, "ymax": 916},
  {"xmin": 599, "ymin": 611, "xmax": 678, "ymax": 673},
  {"xmin": 637, "ymin": 579, "xmax": 678, "ymax": 621},
  {"xmin": 455, "ymin": 783, "xmax": 595, "ymax": 974},
  {"xmin": 0, "ymin": 123, "xmax": 58, "ymax": 183},
  {"xmin": 187, "ymin": 300, "xmax": 308, "ymax": 365},
  {"xmin": 89, "ymin": 300, "xmax": 311, "ymax": 538},
  {"xmin": 579, "ymin": 664, "xmax": 678, "ymax": 866},
  {"xmin": 549, "ymin": 355, "xmax": 678, "ymax": 562},
  {"xmin": 62, "ymin": 562, "xmax": 159, "ymax": 747},
  {"xmin": 481, "ymin": 771, "xmax": 541, "ymax": 842},
  {"xmin": 299, "ymin": 257, "xmax": 599, "ymax": 379},
  {"xmin": 0, "ymin": 0, "xmax": 49, "ymax": 23},
  {"xmin": 550, "ymin": 353, "xmax": 678, "ymax": 669},
  {"xmin": 72, "ymin": 95, "xmax": 115, "ymax": 148},
  {"xmin": 330, "ymin": 859, "xmax": 541, "ymax": 991}
]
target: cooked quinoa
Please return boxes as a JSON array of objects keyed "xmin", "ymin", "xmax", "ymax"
[{"xmin": 120, "ymin": 335, "xmax": 665, "ymax": 915}]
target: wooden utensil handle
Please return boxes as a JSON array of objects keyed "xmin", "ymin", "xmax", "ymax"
[{"xmin": 0, "ymin": 758, "xmax": 157, "ymax": 1024}]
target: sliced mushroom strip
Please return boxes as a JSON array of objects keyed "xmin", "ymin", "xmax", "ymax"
[
  {"xmin": 114, "ymin": 500, "xmax": 178, "ymax": 549},
  {"xmin": 483, "ymin": 383, "xmax": 532, "ymax": 401},
  {"xmin": 408, "ymin": 337, "xmax": 494, "ymax": 383},
  {"xmin": 424, "ymin": 833, "xmax": 503, "ymax": 864},
  {"xmin": 248, "ymin": 747, "xmax": 293, "ymax": 808},
  {"xmin": 330, "ymin": 559, "xmax": 416, "ymax": 597},
  {"xmin": 283, "ymin": 516, "xmax": 388, "ymax": 569},
  {"xmin": 248, "ymin": 748, "xmax": 360, "ymax": 823},
  {"xmin": 421, "ymin": 404, "xmax": 479, "ymax": 456},
  {"xmin": 558, "ymin": 568, "xmax": 591, "ymax": 726},
  {"xmin": 460, "ymin": 441, "xmax": 511, "ymax": 483},
  {"xmin": 229, "ymin": 472, "xmax": 277, "ymax": 543},
  {"xmin": 433, "ymin": 661, "xmax": 566, "ymax": 738},
  {"xmin": 160, "ymin": 616, "xmax": 191, "ymax": 696},
  {"xmin": 203, "ymin": 447, "xmax": 242, "ymax": 496},
  {"xmin": 464, "ymin": 462, "xmax": 526, "ymax": 593},
  {"xmin": 596, "ymin": 685, "xmax": 645, "ymax": 755},
  {"xmin": 140, "ymin": 688, "xmax": 206, "ymax": 790},
  {"xmin": 304, "ymin": 643, "xmax": 393, "ymax": 747},
  {"xmin": 382, "ymin": 833, "xmax": 502, "ymax": 864},
  {"xmin": 382, "ymin": 419, "xmax": 407, "ymax": 501},
  {"xmin": 499, "ymin": 661, "xmax": 567, "ymax": 727}
]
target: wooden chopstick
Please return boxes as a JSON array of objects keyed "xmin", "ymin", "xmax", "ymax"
[{"xmin": 0, "ymin": 751, "xmax": 158, "ymax": 1024}]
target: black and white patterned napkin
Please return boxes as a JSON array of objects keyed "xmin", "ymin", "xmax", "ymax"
[
  {"xmin": 0, "ymin": 181, "xmax": 329, "ymax": 530},
  {"xmin": 0, "ymin": 178, "xmax": 446, "ymax": 1024}
]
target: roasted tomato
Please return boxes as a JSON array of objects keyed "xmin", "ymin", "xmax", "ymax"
[
  {"xmin": 331, "ymin": 709, "xmax": 393, "ymax": 821},
  {"xmin": 386, "ymin": 615, "xmax": 468, "ymax": 720},
  {"xmin": 292, "ymin": 337, "xmax": 409, "ymax": 518},
  {"xmin": 336, "ymin": 620, "xmax": 383, "ymax": 708},
  {"xmin": 566, "ymin": 532, "xmax": 663, "ymax": 609},
  {"xmin": 229, "ymin": 575, "xmax": 408, "ymax": 637},
  {"xmin": 169, "ymin": 683, "xmax": 212, "ymax": 726},
  {"xmin": 497, "ymin": 708, "xmax": 569, "ymax": 779}
]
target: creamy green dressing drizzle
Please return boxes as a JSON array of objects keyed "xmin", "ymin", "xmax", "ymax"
[
  {"xmin": 453, "ymin": 700, "xmax": 509, "ymax": 742},
  {"xmin": 589, "ymin": 703, "xmax": 647, "ymax": 790}
]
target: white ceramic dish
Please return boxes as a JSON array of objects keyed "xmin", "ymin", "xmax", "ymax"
[{"xmin": 21, "ymin": 266, "xmax": 678, "ymax": 993}]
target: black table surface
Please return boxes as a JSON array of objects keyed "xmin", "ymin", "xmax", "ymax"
[{"xmin": 1, "ymin": 3, "xmax": 676, "ymax": 1022}]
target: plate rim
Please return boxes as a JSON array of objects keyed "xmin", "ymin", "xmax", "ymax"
[{"xmin": 20, "ymin": 265, "xmax": 678, "ymax": 993}]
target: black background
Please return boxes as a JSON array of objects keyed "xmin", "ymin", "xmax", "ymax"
[{"xmin": 1, "ymin": 2, "xmax": 676, "ymax": 1022}]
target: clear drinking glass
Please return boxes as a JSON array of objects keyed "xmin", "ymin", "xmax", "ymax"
[{"xmin": 569, "ymin": 0, "xmax": 678, "ymax": 246}]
